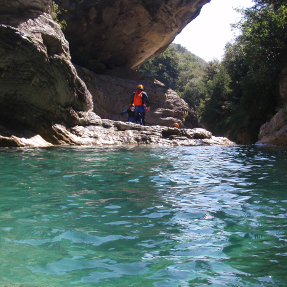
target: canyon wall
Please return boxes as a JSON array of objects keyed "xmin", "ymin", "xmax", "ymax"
[{"xmin": 1, "ymin": 0, "xmax": 226, "ymax": 147}]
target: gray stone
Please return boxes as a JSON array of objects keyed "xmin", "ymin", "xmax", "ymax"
[
  {"xmin": 257, "ymin": 107, "xmax": 287, "ymax": 146},
  {"xmin": 0, "ymin": 115, "xmax": 235, "ymax": 147},
  {"xmin": 257, "ymin": 62, "xmax": 287, "ymax": 146},
  {"xmin": 0, "ymin": 12, "xmax": 93, "ymax": 133},
  {"xmin": 55, "ymin": 0, "xmax": 210, "ymax": 69}
]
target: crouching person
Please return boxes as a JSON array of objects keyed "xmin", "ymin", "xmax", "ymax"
[{"xmin": 121, "ymin": 104, "xmax": 135, "ymax": 123}]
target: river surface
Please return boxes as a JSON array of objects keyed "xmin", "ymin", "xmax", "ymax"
[{"xmin": 0, "ymin": 145, "xmax": 286, "ymax": 286}]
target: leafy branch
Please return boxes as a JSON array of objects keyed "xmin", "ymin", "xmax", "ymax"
[
  {"xmin": 51, "ymin": 1, "xmax": 67, "ymax": 30},
  {"xmin": 182, "ymin": 110, "xmax": 188, "ymax": 122}
]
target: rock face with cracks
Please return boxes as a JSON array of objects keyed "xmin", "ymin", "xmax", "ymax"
[
  {"xmin": 0, "ymin": 119, "xmax": 235, "ymax": 147},
  {"xmin": 0, "ymin": 9, "xmax": 93, "ymax": 137},
  {"xmin": 256, "ymin": 64, "xmax": 287, "ymax": 146},
  {"xmin": 55, "ymin": 0, "xmax": 210, "ymax": 72}
]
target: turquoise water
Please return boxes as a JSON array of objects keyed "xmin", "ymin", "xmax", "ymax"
[{"xmin": 0, "ymin": 145, "xmax": 287, "ymax": 286}]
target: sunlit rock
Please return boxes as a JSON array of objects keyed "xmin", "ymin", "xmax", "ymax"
[
  {"xmin": 257, "ymin": 64, "xmax": 287, "ymax": 146},
  {"xmin": 257, "ymin": 107, "xmax": 287, "ymax": 146},
  {"xmin": 0, "ymin": 7, "xmax": 93, "ymax": 133}
]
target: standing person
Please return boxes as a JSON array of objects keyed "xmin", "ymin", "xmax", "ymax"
[{"xmin": 131, "ymin": 84, "xmax": 150, "ymax": 125}]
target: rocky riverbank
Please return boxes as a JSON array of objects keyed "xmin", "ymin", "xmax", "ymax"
[
  {"xmin": 0, "ymin": 112, "xmax": 234, "ymax": 147},
  {"xmin": 1, "ymin": 0, "xmax": 287, "ymax": 147}
]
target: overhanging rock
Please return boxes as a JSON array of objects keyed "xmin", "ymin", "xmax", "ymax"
[{"xmin": 55, "ymin": 0, "xmax": 210, "ymax": 71}]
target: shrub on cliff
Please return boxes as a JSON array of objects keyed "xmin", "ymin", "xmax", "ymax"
[{"xmin": 51, "ymin": 1, "xmax": 67, "ymax": 30}]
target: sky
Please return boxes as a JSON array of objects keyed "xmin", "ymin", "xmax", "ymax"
[{"xmin": 173, "ymin": 0, "xmax": 254, "ymax": 62}]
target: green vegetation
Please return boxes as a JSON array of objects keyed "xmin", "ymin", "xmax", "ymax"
[
  {"xmin": 139, "ymin": 0, "xmax": 287, "ymax": 143},
  {"xmin": 200, "ymin": 0, "xmax": 287, "ymax": 143},
  {"xmin": 139, "ymin": 44, "xmax": 207, "ymax": 109},
  {"xmin": 51, "ymin": 1, "xmax": 67, "ymax": 30}
]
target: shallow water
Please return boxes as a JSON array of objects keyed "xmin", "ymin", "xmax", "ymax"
[{"xmin": 0, "ymin": 145, "xmax": 286, "ymax": 286}]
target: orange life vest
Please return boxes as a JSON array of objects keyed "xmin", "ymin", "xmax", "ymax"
[{"xmin": 133, "ymin": 89, "xmax": 143, "ymax": 106}]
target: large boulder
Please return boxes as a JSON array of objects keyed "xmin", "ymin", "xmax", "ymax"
[
  {"xmin": 257, "ymin": 107, "xmax": 287, "ymax": 146},
  {"xmin": 0, "ymin": 5, "xmax": 93, "ymax": 135},
  {"xmin": 55, "ymin": 0, "xmax": 210, "ymax": 72},
  {"xmin": 0, "ymin": 0, "xmax": 52, "ymax": 25},
  {"xmin": 257, "ymin": 63, "xmax": 287, "ymax": 146},
  {"xmin": 0, "ymin": 0, "xmax": 51, "ymax": 14}
]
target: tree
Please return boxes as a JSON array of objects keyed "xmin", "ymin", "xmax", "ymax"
[
  {"xmin": 139, "ymin": 43, "xmax": 206, "ymax": 109},
  {"xmin": 199, "ymin": 0, "xmax": 287, "ymax": 143},
  {"xmin": 199, "ymin": 61, "xmax": 232, "ymax": 134},
  {"xmin": 139, "ymin": 46, "xmax": 180, "ymax": 90},
  {"xmin": 229, "ymin": 1, "xmax": 287, "ymax": 142}
]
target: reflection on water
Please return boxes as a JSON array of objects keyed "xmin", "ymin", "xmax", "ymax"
[{"xmin": 0, "ymin": 145, "xmax": 286, "ymax": 286}]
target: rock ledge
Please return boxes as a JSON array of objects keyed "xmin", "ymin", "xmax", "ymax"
[{"xmin": 0, "ymin": 115, "xmax": 235, "ymax": 147}]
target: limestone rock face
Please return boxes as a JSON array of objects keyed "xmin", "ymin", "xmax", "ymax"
[
  {"xmin": 257, "ymin": 108, "xmax": 287, "ymax": 146},
  {"xmin": 0, "ymin": 0, "xmax": 51, "ymax": 14},
  {"xmin": 257, "ymin": 64, "xmax": 287, "ymax": 146},
  {"xmin": 0, "ymin": 11, "xmax": 93, "ymax": 133},
  {"xmin": 0, "ymin": 0, "xmax": 52, "ymax": 26},
  {"xmin": 55, "ymin": 0, "xmax": 210, "ymax": 71}
]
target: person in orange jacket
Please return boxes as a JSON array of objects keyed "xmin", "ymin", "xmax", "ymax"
[{"xmin": 130, "ymin": 84, "xmax": 150, "ymax": 125}]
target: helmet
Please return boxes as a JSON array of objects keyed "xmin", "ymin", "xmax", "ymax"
[{"xmin": 137, "ymin": 84, "xmax": 144, "ymax": 90}]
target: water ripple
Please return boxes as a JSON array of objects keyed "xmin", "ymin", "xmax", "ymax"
[{"xmin": 0, "ymin": 145, "xmax": 286, "ymax": 286}]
